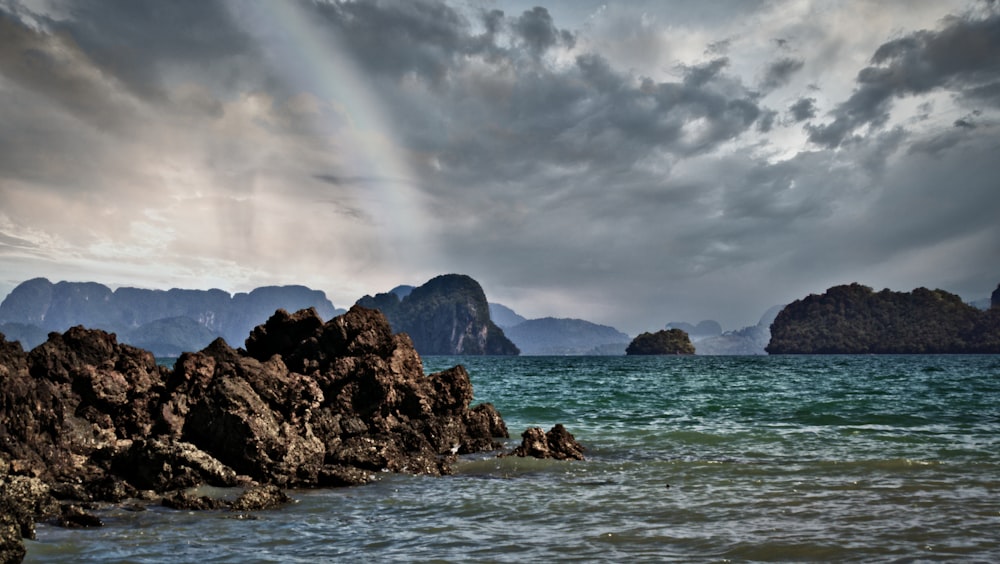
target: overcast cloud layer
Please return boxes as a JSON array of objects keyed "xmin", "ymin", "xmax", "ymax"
[{"xmin": 1, "ymin": 0, "xmax": 998, "ymax": 334}]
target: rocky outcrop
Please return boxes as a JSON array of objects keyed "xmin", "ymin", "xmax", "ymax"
[
  {"xmin": 0, "ymin": 305, "xmax": 512, "ymax": 556},
  {"xmin": 357, "ymin": 274, "xmax": 519, "ymax": 355},
  {"xmin": 507, "ymin": 425, "xmax": 585, "ymax": 460},
  {"xmin": 626, "ymin": 329, "xmax": 696, "ymax": 355}
]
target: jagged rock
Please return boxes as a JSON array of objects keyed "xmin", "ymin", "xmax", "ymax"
[
  {"xmin": 1, "ymin": 305, "xmax": 508, "ymax": 504},
  {"xmin": 230, "ymin": 484, "xmax": 290, "ymax": 512},
  {"xmin": 507, "ymin": 424, "xmax": 585, "ymax": 461},
  {"xmin": 0, "ymin": 328, "xmax": 167, "ymax": 488}
]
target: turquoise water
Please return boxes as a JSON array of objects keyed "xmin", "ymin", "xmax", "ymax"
[{"xmin": 25, "ymin": 356, "xmax": 1000, "ymax": 562}]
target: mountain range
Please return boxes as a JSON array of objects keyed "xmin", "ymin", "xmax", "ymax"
[
  {"xmin": 1, "ymin": 274, "xmax": 789, "ymax": 357},
  {"xmin": 0, "ymin": 278, "xmax": 343, "ymax": 355}
]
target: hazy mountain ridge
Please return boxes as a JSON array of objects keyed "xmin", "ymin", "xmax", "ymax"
[
  {"xmin": 0, "ymin": 278, "xmax": 344, "ymax": 354},
  {"xmin": 502, "ymin": 316, "xmax": 630, "ymax": 356}
]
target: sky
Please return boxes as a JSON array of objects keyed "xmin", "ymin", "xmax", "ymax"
[{"xmin": 1, "ymin": 0, "xmax": 998, "ymax": 335}]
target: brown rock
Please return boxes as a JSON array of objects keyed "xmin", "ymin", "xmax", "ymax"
[
  {"xmin": 0, "ymin": 304, "xmax": 509, "ymax": 511},
  {"xmin": 230, "ymin": 484, "xmax": 290, "ymax": 512},
  {"xmin": 508, "ymin": 424, "xmax": 585, "ymax": 460}
]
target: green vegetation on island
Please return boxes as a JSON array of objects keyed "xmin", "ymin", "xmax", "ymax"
[
  {"xmin": 767, "ymin": 283, "xmax": 1000, "ymax": 354},
  {"xmin": 625, "ymin": 329, "xmax": 696, "ymax": 355}
]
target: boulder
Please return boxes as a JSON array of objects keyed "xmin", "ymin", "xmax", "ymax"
[{"xmin": 507, "ymin": 424, "xmax": 585, "ymax": 461}]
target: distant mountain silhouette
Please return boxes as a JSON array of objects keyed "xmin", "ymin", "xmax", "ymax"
[
  {"xmin": 665, "ymin": 320, "xmax": 722, "ymax": 342},
  {"xmin": 357, "ymin": 274, "xmax": 518, "ymax": 355},
  {"xmin": 692, "ymin": 305, "xmax": 784, "ymax": 355},
  {"xmin": 0, "ymin": 278, "xmax": 344, "ymax": 355},
  {"xmin": 488, "ymin": 303, "xmax": 527, "ymax": 329},
  {"xmin": 503, "ymin": 317, "xmax": 630, "ymax": 355}
]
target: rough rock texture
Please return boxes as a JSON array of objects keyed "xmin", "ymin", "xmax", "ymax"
[
  {"xmin": 508, "ymin": 424, "xmax": 585, "ymax": 461},
  {"xmin": 230, "ymin": 484, "xmax": 290, "ymax": 512},
  {"xmin": 0, "ymin": 471, "xmax": 60, "ymax": 564},
  {"xmin": 0, "ymin": 305, "xmax": 511, "ymax": 556}
]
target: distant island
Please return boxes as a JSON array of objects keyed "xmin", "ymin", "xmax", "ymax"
[
  {"xmin": 767, "ymin": 283, "xmax": 1000, "ymax": 354},
  {"xmin": 626, "ymin": 329, "xmax": 695, "ymax": 355},
  {"xmin": 357, "ymin": 274, "xmax": 519, "ymax": 355}
]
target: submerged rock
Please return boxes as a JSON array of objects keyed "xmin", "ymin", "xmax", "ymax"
[{"xmin": 507, "ymin": 424, "xmax": 585, "ymax": 461}]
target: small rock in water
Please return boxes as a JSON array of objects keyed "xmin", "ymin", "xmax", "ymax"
[
  {"xmin": 56, "ymin": 505, "xmax": 104, "ymax": 528},
  {"xmin": 505, "ymin": 424, "xmax": 585, "ymax": 460}
]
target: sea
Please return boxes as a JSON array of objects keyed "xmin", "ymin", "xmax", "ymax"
[{"xmin": 23, "ymin": 355, "xmax": 1000, "ymax": 563}]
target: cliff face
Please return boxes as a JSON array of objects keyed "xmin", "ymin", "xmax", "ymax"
[
  {"xmin": 0, "ymin": 279, "xmax": 343, "ymax": 354},
  {"xmin": 357, "ymin": 274, "xmax": 519, "ymax": 356},
  {"xmin": 767, "ymin": 283, "xmax": 1000, "ymax": 354}
]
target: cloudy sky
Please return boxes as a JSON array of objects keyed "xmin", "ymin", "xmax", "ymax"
[{"xmin": 1, "ymin": 0, "xmax": 998, "ymax": 334}]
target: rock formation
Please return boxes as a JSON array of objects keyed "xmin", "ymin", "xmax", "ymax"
[
  {"xmin": 357, "ymin": 274, "xmax": 519, "ymax": 355},
  {"xmin": 0, "ymin": 305, "xmax": 514, "ymax": 558},
  {"xmin": 992, "ymin": 283, "xmax": 1000, "ymax": 310},
  {"xmin": 625, "ymin": 329, "xmax": 696, "ymax": 355}
]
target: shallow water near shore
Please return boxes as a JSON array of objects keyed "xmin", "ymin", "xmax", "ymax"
[{"xmin": 25, "ymin": 355, "xmax": 1000, "ymax": 562}]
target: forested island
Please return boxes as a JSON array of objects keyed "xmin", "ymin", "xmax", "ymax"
[
  {"xmin": 625, "ymin": 329, "xmax": 696, "ymax": 355},
  {"xmin": 766, "ymin": 283, "xmax": 1000, "ymax": 354}
]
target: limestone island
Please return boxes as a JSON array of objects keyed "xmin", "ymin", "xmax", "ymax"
[{"xmin": 625, "ymin": 329, "xmax": 696, "ymax": 355}]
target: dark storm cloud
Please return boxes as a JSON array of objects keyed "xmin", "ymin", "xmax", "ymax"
[
  {"xmin": 788, "ymin": 97, "xmax": 817, "ymax": 122},
  {"xmin": 0, "ymin": 10, "xmax": 135, "ymax": 132},
  {"xmin": 511, "ymin": 6, "xmax": 575, "ymax": 56},
  {"xmin": 808, "ymin": 9, "xmax": 1000, "ymax": 147},
  {"xmin": 760, "ymin": 57, "xmax": 804, "ymax": 90},
  {"xmin": 46, "ymin": 0, "xmax": 259, "ymax": 101},
  {"xmin": 310, "ymin": 0, "xmax": 471, "ymax": 83}
]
